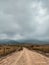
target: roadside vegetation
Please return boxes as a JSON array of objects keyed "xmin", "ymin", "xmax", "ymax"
[{"xmin": 0, "ymin": 44, "xmax": 49, "ymax": 57}]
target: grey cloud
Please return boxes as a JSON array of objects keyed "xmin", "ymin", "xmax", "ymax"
[{"xmin": 0, "ymin": 0, "xmax": 49, "ymax": 41}]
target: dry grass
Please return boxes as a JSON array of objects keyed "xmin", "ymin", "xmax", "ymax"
[
  {"xmin": 0, "ymin": 45, "xmax": 22, "ymax": 57},
  {"xmin": 0, "ymin": 44, "xmax": 49, "ymax": 57}
]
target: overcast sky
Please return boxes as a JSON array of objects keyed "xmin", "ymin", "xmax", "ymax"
[{"xmin": 0, "ymin": 0, "xmax": 49, "ymax": 41}]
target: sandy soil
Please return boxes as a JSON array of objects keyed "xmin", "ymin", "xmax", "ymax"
[{"xmin": 0, "ymin": 48, "xmax": 49, "ymax": 65}]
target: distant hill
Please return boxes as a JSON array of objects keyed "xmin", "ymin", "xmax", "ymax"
[
  {"xmin": 0, "ymin": 39, "xmax": 19, "ymax": 45},
  {"xmin": 0, "ymin": 39, "xmax": 49, "ymax": 45},
  {"xmin": 17, "ymin": 39, "xmax": 49, "ymax": 45}
]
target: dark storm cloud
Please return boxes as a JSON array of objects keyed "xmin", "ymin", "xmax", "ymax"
[{"xmin": 0, "ymin": 0, "xmax": 49, "ymax": 40}]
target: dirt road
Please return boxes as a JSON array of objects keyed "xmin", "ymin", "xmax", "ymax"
[{"xmin": 0, "ymin": 48, "xmax": 49, "ymax": 65}]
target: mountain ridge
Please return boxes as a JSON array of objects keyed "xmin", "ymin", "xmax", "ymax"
[{"xmin": 0, "ymin": 39, "xmax": 49, "ymax": 45}]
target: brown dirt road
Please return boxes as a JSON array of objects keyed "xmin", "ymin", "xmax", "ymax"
[{"xmin": 0, "ymin": 48, "xmax": 49, "ymax": 65}]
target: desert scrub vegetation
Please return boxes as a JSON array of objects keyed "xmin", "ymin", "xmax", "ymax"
[
  {"xmin": 0, "ymin": 45, "xmax": 22, "ymax": 57},
  {"xmin": 0, "ymin": 44, "xmax": 49, "ymax": 57},
  {"xmin": 32, "ymin": 45, "xmax": 49, "ymax": 53}
]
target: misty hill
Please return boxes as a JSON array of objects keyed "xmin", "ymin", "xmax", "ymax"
[
  {"xmin": 0, "ymin": 39, "xmax": 49, "ymax": 45},
  {"xmin": 0, "ymin": 39, "xmax": 19, "ymax": 45},
  {"xmin": 18, "ymin": 39, "xmax": 49, "ymax": 44}
]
